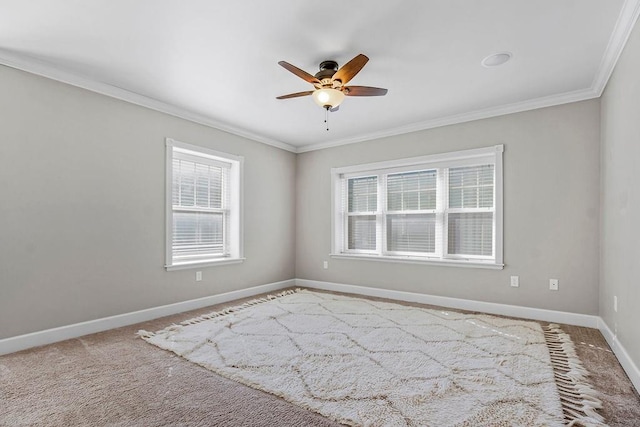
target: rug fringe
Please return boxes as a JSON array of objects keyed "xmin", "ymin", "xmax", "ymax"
[
  {"xmin": 137, "ymin": 288, "xmax": 302, "ymax": 339},
  {"xmin": 544, "ymin": 324, "xmax": 608, "ymax": 427}
]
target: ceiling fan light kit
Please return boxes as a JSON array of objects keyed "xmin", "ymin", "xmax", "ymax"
[{"xmin": 312, "ymin": 88, "xmax": 345, "ymax": 109}]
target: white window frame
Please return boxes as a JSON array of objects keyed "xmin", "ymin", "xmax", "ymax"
[
  {"xmin": 165, "ymin": 138, "xmax": 244, "ymax": 271},
  {"xmin": 331, "ymin": 145, "xmax": 504, "ymax": 269}
]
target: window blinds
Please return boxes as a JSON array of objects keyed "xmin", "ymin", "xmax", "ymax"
[
  {"xmin": 447, "ymin": 165, "xmax": 494, "ymax": 257},
  {"xmin": 346, "ymin": 176, "xmax": 377, "ymax": 250},
  {"xmin": 171, "ymin": 155, "xmax": 230, "ymax": 262},
  {"xmin": 386, "ymin": 170, "xmax": 437, "ymax": 253},
  {"xmin": 447, "ymin": 212, "xmax": 493, "ymax": 256},
  {"xmin": 348, "ymin": 176, "xmax": 377, "ymax": 212},
  {"xmin": 448, "ymin": 165, "xmax": 494, "ymax": 209}
]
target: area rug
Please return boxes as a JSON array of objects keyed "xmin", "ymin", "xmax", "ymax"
[{"xmin": 139, "ymin": 289, "xmax": 606, "ymax": 426}]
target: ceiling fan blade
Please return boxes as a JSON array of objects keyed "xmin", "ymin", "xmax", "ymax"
[
  {"xmin": 276, "ymin": 91, "xmax": 314, "ymax": 100},
  {"xmin": 344, "ymin": 86, "xmax": 388, "ymax": 96},
  {"xmin": 278, "ymin": 61, "xmax": 320, "ymax": 84},
  {"xmin": 332, "ymin": 54, "xmax": 369, "ymax": 85}
]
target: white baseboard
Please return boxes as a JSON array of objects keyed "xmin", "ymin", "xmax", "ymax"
[
  {"xmin": 296, "ymin": 279, "xmax": 600, "ymax": 328},
  {"xmin": 5, "ymin": 275, "xmax": 631, "ymax": 392},
  {"xmin": 0, "ymin": 279, "xmax": 294, "ymax": 356},
  {"xmin": 598, "ymin": 318, "xmax": 640, "ymax": 393}
]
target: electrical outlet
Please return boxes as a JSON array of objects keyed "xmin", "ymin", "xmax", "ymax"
[
  {"xmin": 196, "ymin": 271, "xmax": 202, "ymax": 282},
  {"xmin": 549, "ymin": 279, "xmax": 559, "ymax": 291},
  {"xmin": 323, "ymin": 261, "xmax": 328, "ymax": 269},
  {"xmin": 614, "ymin": 295, "xmax": 618, "ymax": 312},
  {"xmin": 510, "ymin": 276, "xmax": 519, "ymax": 287}
]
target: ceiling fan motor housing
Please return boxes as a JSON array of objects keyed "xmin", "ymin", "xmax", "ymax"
[{"xmin": 315, "ymin": 60, "xmax": 339, "ymax": 81}]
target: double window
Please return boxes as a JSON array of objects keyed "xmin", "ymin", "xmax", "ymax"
[
  {"xmin": 165, "ymin": 139, "xmax": 243, "ymax": 270},
  {"xmin": 332, "ymin": 145, "xmax": 503, "ymax": 268}
]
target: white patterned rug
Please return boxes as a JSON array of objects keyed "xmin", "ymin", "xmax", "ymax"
[{"xmin": 140, "ymin": 289, "xmax": 606, "ymax": 426}]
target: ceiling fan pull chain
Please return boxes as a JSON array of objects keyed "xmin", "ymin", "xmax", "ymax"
[{"xmin": 325, "ymin": 106, "xmax": 329, "ymax": 131}]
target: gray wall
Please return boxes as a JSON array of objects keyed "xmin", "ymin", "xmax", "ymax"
[
  {"xmin": 0, "ymin": 65, "xmax": 296, "ymax": 339},
  {"xmin": 600, "ymin": 18, "xmax": 640, "ymax": 369},
  {"xmin": 296, "ymin": 100, "xmax": 601, "ymax": 315}
]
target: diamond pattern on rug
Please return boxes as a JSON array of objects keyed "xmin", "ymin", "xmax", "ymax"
[{"xmin": 140, "ymin": 289, "xmax": 595, "ymax": 426}]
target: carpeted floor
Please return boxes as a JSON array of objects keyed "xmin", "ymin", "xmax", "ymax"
[{"xmin": 1, "ymin": 288, "xmax": 639, "ymax": 426}]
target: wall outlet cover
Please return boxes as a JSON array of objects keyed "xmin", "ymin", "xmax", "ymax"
[{"xmin": 510, "ymin": 276, "xmax": 519, "ymax": 287}]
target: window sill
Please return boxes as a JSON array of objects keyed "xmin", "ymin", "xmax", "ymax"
[
  {"xmin": 166, "ymin": 258, "xmax": 245, "ymax": 271},
  {"xmin": 330, "ymin": 253, "xmax": 504, "ymax": 270}
]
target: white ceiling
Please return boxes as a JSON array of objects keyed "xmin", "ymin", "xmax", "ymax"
[{"xmin": 1, "ymin": 0, "xmax": 638, "ymax": 152}]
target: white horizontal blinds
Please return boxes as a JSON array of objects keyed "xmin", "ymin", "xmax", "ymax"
[
  {"xmin": 447, "ymin": 165, "xmax": 494, "ymax": 257},
  {"xmin": 347, "ymin": 176, "xmax": 377, "ymax": 251},
  {"xmin": 387, "ymin": 170, "xmax": 437, "ymax": 210},
  {"xmin": 447, "ymin": 213, "xmax": 493, "ymax": 256},
  {"xmin": 386, "ymin": 170, "xmax": 437, "ymax": 253},
  {"xmin": 173, "ymin": 211, "xmax": 224, "ymax": 258},
  {"xmin": 448, "ymin": 164, "xmax": 494, "ymax": 209},
  {"xmin": 172, "ymin": 153, "xmax": 230, "ymax": 262}
]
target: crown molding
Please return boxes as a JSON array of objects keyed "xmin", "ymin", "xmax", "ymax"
[
  {"xmin": 0, "ymin": 49, "xmax": 297, "ymax": 153},
  {"xmin": 591, "ymin": 0, "xmax": 640, "ymax": 96},
  {"xmin": 296, "ymin": 87, "xmax": 599, "ymax": 153}
]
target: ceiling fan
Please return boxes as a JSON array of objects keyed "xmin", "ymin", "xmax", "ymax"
[{"xmin": 276, "ymin": 53, "xmax": 388, "ymax": 111}]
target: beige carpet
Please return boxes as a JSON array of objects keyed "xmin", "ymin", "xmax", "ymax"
[{"xmin": 1, "ymin": 288, "xmax": 639, "ymax": 426}]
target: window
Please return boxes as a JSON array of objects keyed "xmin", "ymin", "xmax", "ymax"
[
  {"xmin": 165, "ymin": 139, "xmax": 243, "ymax": 270},
  {"xmin": 331, "ymin": 145, "xmax": 503, "ymax": 268}
]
